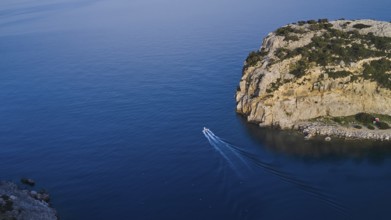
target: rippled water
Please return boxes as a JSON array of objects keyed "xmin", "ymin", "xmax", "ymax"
[{"xmin": 1, "ymin": 0, "xmax": 391, "ymax": 219}]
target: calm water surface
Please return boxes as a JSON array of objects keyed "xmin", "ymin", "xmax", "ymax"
[{"xmin": 1, "ymin": 0, "xmax": 391, "ymax": 219}]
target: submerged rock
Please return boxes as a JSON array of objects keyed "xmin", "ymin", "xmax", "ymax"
[{"xmin": 20, "ymin": 178, "xmax": 35, "ymax": 187}]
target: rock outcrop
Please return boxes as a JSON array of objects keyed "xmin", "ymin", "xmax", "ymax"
[
  {"xmin": 236, "ymin": 19, "xmax": 391, "ymax": 139},
  {"xmin": 0, "ymin": 181, "xmax": 57, "ymax": 220}
]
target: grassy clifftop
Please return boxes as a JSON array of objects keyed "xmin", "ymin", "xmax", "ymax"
[{"xmin": 245, "ymin": 19, "xmax": 391, "ymax": 89}]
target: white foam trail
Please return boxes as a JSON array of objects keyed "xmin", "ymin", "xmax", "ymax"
[
  {"xmin": 203, "ymin": 130, "xmax": 233, "ymax": 164},
  {"xmin": 202, "ymin": 127, "xmax": 349, "ymax": 217},
  {"xmin": 202, "ymin": 129, "xmax": 244, "ymax": 177},
  {"xmin": 204, "ymin": 129, "xmax": 251, "ymax": 169}
]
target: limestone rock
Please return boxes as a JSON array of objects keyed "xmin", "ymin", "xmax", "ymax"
[{"xmin": 236, "ymin": 19, "xmax": 391, "ymax": 138}]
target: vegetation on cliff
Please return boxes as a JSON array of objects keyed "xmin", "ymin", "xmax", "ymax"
[
  {"xmin": 312, "ymin": 113, "xmax": 391, "ymax": 130},
  {"xmin": 244, "ymin": 19, "xmax": 391, "ymax": 89},
  {"xmin": 363, "ymin": 58, "xmax": 391, "ymax": 89},
  {"xmin": 237, "ymin": 19, "xmax": 391, "ymax": 136},
  {"xmin": 245, "ymin": 50, "xmax": 267, "ymax": 67}
]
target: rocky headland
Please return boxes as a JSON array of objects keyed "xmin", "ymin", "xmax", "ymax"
[
  {"xmin": 236, "ymin": 19, "xmax": 391, "ymax": 140},
  {"xmin": 0, "ymin": 181, "xmax": 57, "ymax": 220}
]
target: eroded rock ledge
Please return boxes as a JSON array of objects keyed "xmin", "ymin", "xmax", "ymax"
[
  {"xmin": 236, "ymin": 19, "xmax": 391, "ymax": 140},
  {"xmin": 296, "ymin": 122, "xmax": 391, "ymax": 141}
]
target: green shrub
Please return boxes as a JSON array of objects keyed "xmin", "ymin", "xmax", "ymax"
[
  {"xmin": 267, "ymin": 58, "xmax": 276, "ymax": 67},
  {"xmin": 262, "ymin": 20, "xmax": 391, "ymax": 84},
  {"xmin": 275, "ymin": 26, "xmax": 295, "ymax": 36},
  {"xmin": 341, "ymin": 22, "xmax": 351, "ymax": 28},
  {"xmin": 350, "ymin": 75, "xmax": 359, "ymax": 82},
  {"xmin": 327, "ymin": 70, "xmax": 352, "ymax": 79},
  {"xmin": 367, "ymin": 124, "xmax": 375, "ymax": 130},
  {"xmin": 308, "ymin": 24, "xmax": 324, "ymax": 31},
  {"xmin": 323, "ymin": 23, "xmax": 333, "ymax": 29},
  {"xmin": 275, "ymin": 26, "xmax": 305, "ymax": 37},
  {"xmin": 266, "ymin": 79, "xmax": 284, "ymax": 93},
  {"xmin": 376, "ymin": 121, "xmax": 390, "ymax": 129},
  {"xmin": 364, "ymin": 33, "xmax": 391, "ymax": 51},
  {"xmin": 298, "ymin": 21, "xmax": 306, "ymax": 26},
  {"xmin": 275, "ymin": 48, "xmax": 287, "ymax": 59},
  {"xmin": 275, "ymin": 47, "xmax": 301, "ymax": 59},
  {"xmin": 285, "ymin": 34, "xmax": 300, "ymax": 41},
  {"xmin": 363, "ymin": 58, "xmax": 391, "ymax": 89},
  {"xmin": 245, "ymin": 51, "xmax": 266, "ymax": 67},
  {"xmin": 332, "ymin": 117, "xmax": 343, "ymax": 124},
  {"xmin": 355, "ymin": 112, "xmax": 374, "ymax": 123},
  {"xmin": 290, "ymin": 60, "xmax": 308, "ymax": 78},
  {"xmin": 353, "ymin": 23, "xmax": 372, "ymax": 29},
  {"xmin": 285, "ymin": 26, "xmax": 391, "ymax": 75},
  {"xmin": 318, "ymin": 18, "xmax": 329, "ymax": 23}
]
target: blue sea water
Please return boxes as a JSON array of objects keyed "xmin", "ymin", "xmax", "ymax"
[{"xmin": 1, "ymin": 0, "xmax": 391, "ymax": 219}]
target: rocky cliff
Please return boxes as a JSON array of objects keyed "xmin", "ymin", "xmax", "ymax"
[{"xmin": 236, "ymin": 19, "xmax": 391, "ymax": 136}]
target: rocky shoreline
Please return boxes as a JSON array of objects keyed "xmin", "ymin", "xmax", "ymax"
[
  {"xmin": 0, "ymin": 181, "xmax": 57, "ymax": 220},
  {"xmin": 294, "ymin": 121, "xmax": 391, "ymax": 141},
  {"xmin": 235, "ymin": 19, "xmax": 391, "ymax": 141}
]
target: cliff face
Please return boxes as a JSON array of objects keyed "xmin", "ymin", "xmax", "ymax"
[{"xmin": 236, "ymin": 19, "xmax": 391, "ymax": 129}]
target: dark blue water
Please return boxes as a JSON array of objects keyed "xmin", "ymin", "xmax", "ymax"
[{"xmin": 1, "ymin": 0, "xmax": 391, "ymax": 219}]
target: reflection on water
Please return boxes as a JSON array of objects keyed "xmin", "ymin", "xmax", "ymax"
[{"xmin": 238, "ymin": 116, "xmax": 391, "ymax": 162}]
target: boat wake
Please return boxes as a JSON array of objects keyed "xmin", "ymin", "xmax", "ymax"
[{"xmin": 202, "ymin": 127, "xmax": 348, "ymax": 216}]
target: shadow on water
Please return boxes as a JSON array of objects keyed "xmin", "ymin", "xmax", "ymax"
[
  {"xmin": 202, "ymin": 128, "xmax": 349, "ymax": 217},
  {"xmin": 238, "ymin": 116, "xmax": 391, "ymax": 163}
]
